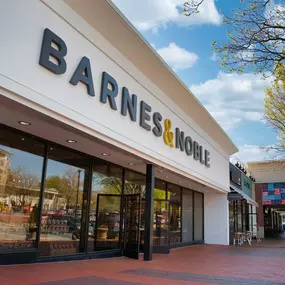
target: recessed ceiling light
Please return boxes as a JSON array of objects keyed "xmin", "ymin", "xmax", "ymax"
[
  {"xmin": 19, "ymin": 121, "xmax": 31, "ymax": 126},
  {"xmin": 128, "ymin": 162, "xmax": 135, "ymax": 166},
  {"xmin": 67, "ymin": 139, "xmax": 77, "ymax": 143},
  {"xmin": 21, "ymin": 137, "xmax": 25, "ymax": 141},
  {"xmin": 101, "ymin": 152, "xmax": 110, "ymax": 156}
]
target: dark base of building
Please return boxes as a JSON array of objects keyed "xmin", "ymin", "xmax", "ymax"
[{"xmin": 0, "ymin": 241, "xmax": 204, "ymax": 266}]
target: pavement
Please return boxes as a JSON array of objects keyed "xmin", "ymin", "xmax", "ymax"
[{"xmin": 1, "ymin": 237, "xmax": 285, "ymax": 285}]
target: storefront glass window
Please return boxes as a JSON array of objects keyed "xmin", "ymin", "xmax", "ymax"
[
  {"xmin": 182, "ymin": 189, "xmax": 193, "ymax": 242},
  {"xmin": 125, "ymin": 170, "xmax": 146, "ymax": 196},
  {"xmin": 229, "ymin": 201, "xmax": 235, "ymax": 243},
  {"xmin": 124, "ymin": 170, "xmax": 146, "ymax": 248},
  {"xmin": 237, "ymin": 200, "xmax": 243, "ymax": 232},
  {"xmin": 39, "ymin": 145, "xmax": 89, "ymax": 257},
  {"xmin": 153, "ymin": 179, "xmax": 168, "ymax": 248},
  {"xmin": 194, "ymin": 192, "xmax": 203, "ymax": 241},
  {"xmin": 169, "ymin": 184, "xmax": 181, "ymax": 244},
  {"xmin": 0, "ymin": 127, "xmax": 44, "ymax": 251},
  {"xmin": 242, "ymin": 200, "xmax": 247, "ymax": 231},
  {"xmin": 154, "ymin": 179, "xmax": 166, "ymax": 200},
  {"xmin": 89, "ymin": 161, "xmax": 122, "ymax": 252}
]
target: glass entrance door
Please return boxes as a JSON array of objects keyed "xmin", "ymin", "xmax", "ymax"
[
  {"xmin": 94, "ymin": 194, "xmax": 121, "ymax": 251},
  {"xmin": 153, "ymin": 199, "xmax": 170, "ymax": 254},
  {"xmin": 122, "ymin": 194, "xmax": 141, "ymax": 259}
]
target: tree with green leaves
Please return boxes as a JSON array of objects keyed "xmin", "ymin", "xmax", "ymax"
[
  {"xmin": 264, "ymin": 63, "xmax": 285, "ymax": 151},
  {"xmin": 184, "ymin": 0, "xmax": 285, "ymax": 76},
  {"xmin": 45, "ymin": 167, "xmax": 81, "ymax": 213}
]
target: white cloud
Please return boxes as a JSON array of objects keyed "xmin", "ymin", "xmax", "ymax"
[
  {"xmin": 190, "ymin": 72, "xmax": 272, "ymax": 131},
  {"xmin": 156, "ymin": 43, "xmax": 198, "ymax": 71},
  {"xmin": 232, "ymin": 144, "xmax": 284, "ymax": 163},
  {"xmin": 112, "ymin": 0, "xmax": 222, "ymax": 32}
]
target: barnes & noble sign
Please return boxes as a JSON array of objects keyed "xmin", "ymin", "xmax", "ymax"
[{"xmin": 39, "ymin": 28, "xmax": 211, "ymax": 168}]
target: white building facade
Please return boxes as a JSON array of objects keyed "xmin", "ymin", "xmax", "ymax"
[{"xmin": 0, "ymin": 0, "xmax": 237, "ymax": 264}]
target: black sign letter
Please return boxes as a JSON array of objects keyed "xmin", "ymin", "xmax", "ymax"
[
  {"xmin": 199, "ymin": 145, "xmax": 205, "ymax": 165},
  {"xmin": 140, "ymin": 101, "xmax": 152, "ymax": 131},
  {"xmin": 152, "ymin": 112, "xmax": 162, "ymax": 137},
  {"xmin": 185, "ymin": 136, "xmax": 193, "ymax": 156},
  {"xmin": 39, "ymin": 28, "xmax": 67, "ymax": 75},
  {"xmin": 205, "ymin": 150, "xmax": 210, "ymax": 168},
  {"xmin": 175, "ymin": 128, "xmax": 185, "ymax": 152},
  {"xmin": 121, "ymin": 87, "xmax": 137, "ymax": 121},
  {"xmin": 100, "ymin": 72, "xmax": 118, "ymax": 110},
  {"xmin": 69, "ymin": 57, "xmax": 95, "ymax": 96},
  {"xmin": 193, "ymin": 141, "xmax": 200, "ymax": 161}
]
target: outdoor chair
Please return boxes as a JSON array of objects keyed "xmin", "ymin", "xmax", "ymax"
[
  {"xmin": 252, "ymin": 231, "xmax": 261, "ymax": 242},
  {"xmin": 243, "ymin": 231, "xmax": 252, "ymax": 245},
  {"xmin": 233, "ymin": 232, "xmax": 244, "ymax": 245}
]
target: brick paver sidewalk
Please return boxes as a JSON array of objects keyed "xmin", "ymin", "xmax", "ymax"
[{"xmin": 1, "ymin": 238, "xmax": 285, "ymax": 285}]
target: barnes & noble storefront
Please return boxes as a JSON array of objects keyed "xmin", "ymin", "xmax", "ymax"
[
  {"xmin": 0, "ymin": 124, "xmax": 203, "ymax": 264},
  {"xmin": 0, "ymin": 0, "xmax": 237, "ymax": 265}
]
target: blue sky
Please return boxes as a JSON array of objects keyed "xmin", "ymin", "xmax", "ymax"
[{"xmin": 112, "ymin": 0, "xmax": 280, "ymax": 162}]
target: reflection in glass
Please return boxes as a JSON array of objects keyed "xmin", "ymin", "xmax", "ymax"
[
  {"xmin": 182, "ymin": 189, "xmax": 193, "ymax": 242},
  {"xmin": 154, "ymin": 179, "xmax": 166, "ymax": 200},
  {"xmin": 88, "ymin": 162, "xmax": 122, "ymax": 252},
  {"xmin": 169, "ymin": 184, "xmax": 181, "ymax": 244},
  {"xmin": 125, "ymin": 170, "xmax": 145, "ymax": 248},
  {"xmin": 153, "ymin": 179, "xmax": 168, "ymax": 247},
  {"xmin": 125, "ymin": 170, "xmax": 146, "ymax": 196},
  {"xmin": 242, "ymin": 200, "xmax": 247, "ymax": 231},
  {"xmin": 229, "ymin": 201, "xmax": 235, "ymax": 244},
  {"xmin": 0, "ymin": 127, "xmax": 44, "ymax": 250},
  {"xmin": 153, "ymin": 200, "xmax": 169, "ymax": 247},
  {"xmin": 95, "ymin": 195, "xmax": 121, "ymax": 251},
  {"xmin": 237, "ymin": 200, "xmax": 242, "ymax": 232},
  {"xmin": 194, "ymin": 192, "xmax": 203, "ymax": 241},
  {"xmin": 39, "ymin": 146, "xmax": 89, "ymax": 257}
]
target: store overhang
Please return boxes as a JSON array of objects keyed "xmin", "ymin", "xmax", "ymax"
[
  {"xmin": 229, "ymin": 184, "xmax": 259, "ymax": 207},
  {"xmin": 0, "ymin": 94, "xmax": 224, "ymax": 195}
]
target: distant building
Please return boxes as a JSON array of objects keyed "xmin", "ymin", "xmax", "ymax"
[{"xmin": 248, "ymin": 160, "xmax": 285, "ymax": 238}]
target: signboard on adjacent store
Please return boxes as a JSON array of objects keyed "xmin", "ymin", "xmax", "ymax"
[
  {"xmin": 229, "ymin": 163, "xmax": 241, "ymax": 189},
  {"xmin": 241, "ymin": 173, "xmax": 252, "ymax": 198},
  {"xmin": 262, "ymin": 183, "xmax": 285, "ymax": 205}
]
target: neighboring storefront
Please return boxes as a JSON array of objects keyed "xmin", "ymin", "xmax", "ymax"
[
  {"xmin": 0, "ymin": 0, "xmax": 237, "ymax": 264},
  {"xmin": 228, "ymin": 163, "xmax": 258, "ymax": 244},
  {"xmin": 248, "ymin": 161, "xmax": 285, "ymax": 238}
]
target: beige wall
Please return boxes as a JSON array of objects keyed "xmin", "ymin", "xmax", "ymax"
[{"xmin": 248, "ymin": 161, "xmax": 285, "ymax": 183}]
